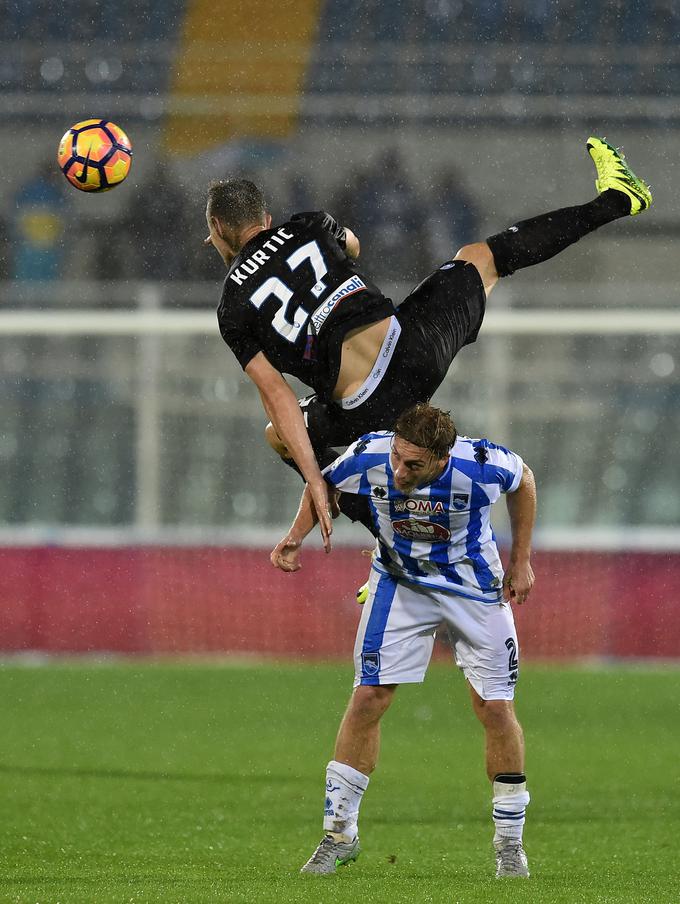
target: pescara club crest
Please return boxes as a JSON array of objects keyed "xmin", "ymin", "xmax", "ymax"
[
  {"xmin": 452, "ymin": 493, "xmax": 469, "ymax": 511},
  {"xmin": 392, "ymin": 519, "xmax": 451, "ymax": 542},
  {"xmin": 361, "ymin": 652, "xmax": 380, "ymax": 677}
]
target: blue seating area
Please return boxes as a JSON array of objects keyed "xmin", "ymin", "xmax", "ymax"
[
  {"xmin": 0, "ymin": 0, "xmax": 186, "ymax": 101},
  {"xmin": 2, "ymin": 0, "xmax": 675, "ymax": 46},
  {"xmin": 0, "ymin": 0, "xmax": 186, "ymax": 41},
  {"xmin": 308, "ymin": 0, "xmax": 680, "ymax": 99},
  {"xmin": 317, "ymin": 0, "xmax": 680, "ymax": 46},
  {"xmin": 310, "ymin": 52, "xmax": 680, "ymax": 98},
  {"xmin": 0, "ymin": 0, "xmax": 677, "ymax": 110}
]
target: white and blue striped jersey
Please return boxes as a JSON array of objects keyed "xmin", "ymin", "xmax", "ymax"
[{"xmin": 323, "ymin": 431, "xmax": 524, "ymax": 604}]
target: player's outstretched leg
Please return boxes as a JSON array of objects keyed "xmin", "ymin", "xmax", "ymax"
[
  {"xmin": 485, "ymin": 136, "xmax": 651, "ymax": 279},
  {"xmin": 587, "ymin": 136, "xmax": 652, "ymax": 215}
]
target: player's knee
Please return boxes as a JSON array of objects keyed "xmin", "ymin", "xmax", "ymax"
[
  {"xmin": 455, "ymin": 241, "xmax": 491, "ymax": 264},
  {"xmin": 474, "ymin": 698, "xmax": 517, "ymax": 732},
  {"xmin": 264, "ymin": 422, "xmax": 289, "ymax": 459},
  {"xmin": 454, "ymin": 242, "xmax": 499, "ymax": 295},
  {"xmin": 350, "ymin": 684, "xmax": 396, "ymax": 722}
]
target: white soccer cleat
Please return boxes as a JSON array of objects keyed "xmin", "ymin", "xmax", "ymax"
[
  {"xmin": 494, "ymin": 839, "xmax": 530, "ymax": 878},
  {"xmin": 300, "ymin": 835, "xmax": 361, "ymax": 874}
]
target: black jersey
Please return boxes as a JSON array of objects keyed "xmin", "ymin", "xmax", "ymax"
[{"xmin": 217, "ymin": 211, "xmax": 394, "ymax": 400}]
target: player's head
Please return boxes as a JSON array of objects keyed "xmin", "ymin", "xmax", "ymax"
[
  {"xmin": 205, "ymin": 179, "xmax": 270, "ymax": 263},
  {"xmin": 391, "ymin": 403, "xmax": 457, "ymax": 493}
]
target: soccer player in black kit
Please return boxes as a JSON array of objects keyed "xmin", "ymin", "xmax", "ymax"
[{"xmin": 206, "ymin": 137, "xmax": 652, "ymax": 546}]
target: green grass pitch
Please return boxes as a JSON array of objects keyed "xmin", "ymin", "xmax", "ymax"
[{"xmin": 0, "ymin": 660, "xmax": 679, "ymax": 903}]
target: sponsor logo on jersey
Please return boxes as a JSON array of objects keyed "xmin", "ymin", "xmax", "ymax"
[
  {"xmin": 394, "ymin": 498, "xmax": 445, "ymax": 515},
  {"xmin": 309, "ymin": 275, "xmax": 366, "ymax": 332},
  {"xmin": 361, "ymin": 651, "xmax": 380, "ymax": 677},
  {"xmin": 392, "ymin": 519, "xmax": 451, "ymax": 542},
  {"xmin": 452, "ymin": 493, "xmax": 469, "ymax": 511}
]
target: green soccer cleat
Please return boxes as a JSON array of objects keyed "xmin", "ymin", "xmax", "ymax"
[
  {"xmin": 300, "ymin": 835, "xmax": 361, "ymax": 874},
  {"xmin": 356, "ymin": 581, "xmax": 369, "ymax": 605},
  {"xmin": 587, "ymin": 136, "xmax": 652, "ymax": 216}
]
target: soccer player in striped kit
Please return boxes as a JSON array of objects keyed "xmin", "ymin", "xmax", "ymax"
[{"xmin": 271, "ymin": 402, "xmax": 536, "ymax": 878}]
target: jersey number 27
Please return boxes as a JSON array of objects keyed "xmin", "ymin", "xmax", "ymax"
[{"xmin": 248, "ymin": 241, "xmax": 327, "ymax": 343}]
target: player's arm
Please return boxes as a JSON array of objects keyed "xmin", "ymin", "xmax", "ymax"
[
  {"xmin": 270, "ymin": 482, "xmax": 339, "ymax": 572},
  {"xmin": 245, "ymin": 352, "xmax": 333, "ymax": 549},
  {"xmin": 271, "ymin": 436, "xmax": 367, "ymax": 572},
  {"xmin": 503, "ymin": 462, "xmax": 536, "ymax": 605},
  {"xmin": 290, "ymin": 211, "xmax": 360, "ymax": 259}
]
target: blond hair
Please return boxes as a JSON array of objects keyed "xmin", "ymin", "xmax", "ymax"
[{"xmin": 394, "ymin": 403, "xmax": 457, "ymax": 459}]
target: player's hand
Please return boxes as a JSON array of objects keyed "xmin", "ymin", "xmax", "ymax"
[
  {"xmin": 271, "ymin": 534, "xmax": 303, "ymax": 572},
  {"xmin": 308, "ymin": 478, "xmax": 333, "ymax": 553},
  {"xmin": 502, "ymin": 558, "xmax": 534, "ymax": 605}
]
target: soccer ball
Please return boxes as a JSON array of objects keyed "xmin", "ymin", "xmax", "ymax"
[{"xmin": 57, "ymin": 119, "xmax": 132, "ymax": 192}]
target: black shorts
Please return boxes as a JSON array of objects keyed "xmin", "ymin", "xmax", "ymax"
[{"xmin": 301, "ymin": 260, "xmax": 486, "ymax": 455}]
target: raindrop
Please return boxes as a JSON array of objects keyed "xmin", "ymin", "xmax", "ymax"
[
  {"xmin": 85, "ymin": 58, "xmax": 111, "ymax": 84},
  {"xmin": 602, "ymin": 465, "xmax": 627, "ymax": 492},
  {"xmin": 631, "ymin": 409, "xmax": 658, "ymax": 432},
  {"xmin": 139, "ymin": 96, "xmax": 164, "ymax": 120},
  {"xmin": 214, "ymin": 378, "xmax": 235, "ymax": 402},
  {"xmin": 649, "ymin": 352, "xmax": 675, "ymax": 377},
  {"xmin": 84, "ymin": 57, "xmax": 122, "ymax": 83},
  {"xmin": 40, "ymin": 58, "xmax": 64, "ymax": 83},
  {"xmin": 232, "ymin": 492, "xmax": 257, "ymax": 517}
]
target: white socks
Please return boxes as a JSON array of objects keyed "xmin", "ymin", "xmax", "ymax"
[
  {"xmin": 320, "ymin": 764, "xmax": 529, "ymax": 847},
  {"xmin": 323, "ymin": 760, "xmax": 370, "ymax": 843},
  {"xmin": 492, "ymin": 774, "xmax": 530, "ymax": 845}
]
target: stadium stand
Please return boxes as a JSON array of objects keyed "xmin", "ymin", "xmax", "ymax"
[{"xmin": 1, "ymin": 0, "xmax": 679, "ymax": 539}]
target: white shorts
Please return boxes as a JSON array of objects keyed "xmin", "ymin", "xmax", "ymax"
[{"xmin": 353, "ymin": 568, "xmax": 519, "ymax": 701}]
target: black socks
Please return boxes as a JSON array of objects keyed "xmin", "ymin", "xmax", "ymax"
[{"xmin": 487, "ymin": 189, "xmax": 631, "ymax": 277}]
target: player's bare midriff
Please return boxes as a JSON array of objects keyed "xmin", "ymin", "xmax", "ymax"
[{"xmin": 332, "ymin": 317, "xmax": 392, "ymax": 401}]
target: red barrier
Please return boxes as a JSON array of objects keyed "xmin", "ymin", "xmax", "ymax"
[{"xmin": 1, "ymin": 547, "xmax": 679, "ymax": 659}]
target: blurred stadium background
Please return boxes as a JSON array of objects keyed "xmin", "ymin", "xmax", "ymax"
[{"xmin": 1, "ymin": 0, "xmax": 680, "ymax": 661}]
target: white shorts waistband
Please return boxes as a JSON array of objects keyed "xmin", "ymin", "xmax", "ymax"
[{"xmin": 339, "ymin": 316, "xmax": 401, "ymax": 410}]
